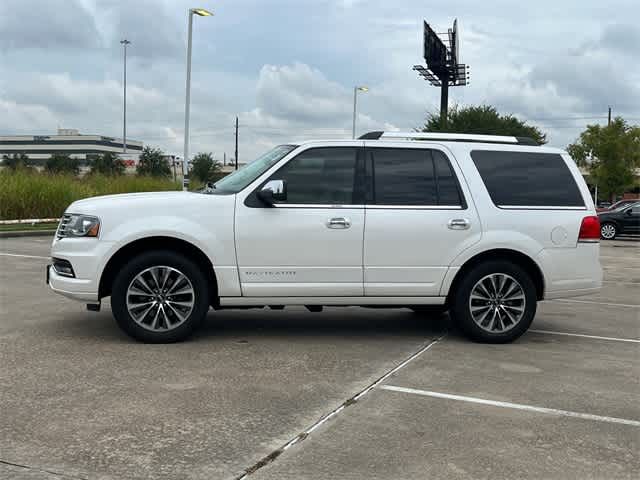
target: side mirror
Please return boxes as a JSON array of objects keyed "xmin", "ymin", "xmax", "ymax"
[
  {"xmin": 625, "ymin": 208, "xmax": 633, "ymax": 216},
  {"xmin": 257, "ymin": 179, "xmax": 287, "ymax": 205}
]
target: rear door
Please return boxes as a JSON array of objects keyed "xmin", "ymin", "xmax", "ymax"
[{"xmin": 362, "ymin": 143, "xmax": 481, "ymax": 296}]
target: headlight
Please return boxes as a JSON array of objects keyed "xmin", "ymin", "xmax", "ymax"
[{"xmin": 57, "ymin": 214, "xmax": 100, "ymax": 238}]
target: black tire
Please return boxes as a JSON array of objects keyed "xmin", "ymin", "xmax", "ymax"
[
  {"xmin": 410, "ymin": 305, "xmax": 448, "ymax": 317},
  {"xmin": 600, "ymin": 222, "xmax": 617, "ymax": 240},
  {"xmin": 449, "ymin": 260, "xmax": 537, "ymax": 343},
  {"xmin": 111, "ymin": 250, "xmax": 210, "ymax": 343}
]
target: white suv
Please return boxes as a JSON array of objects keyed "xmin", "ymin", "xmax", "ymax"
[{"xmin": 47, "ymin": 132, "xmax": 603, "ymax": 343}]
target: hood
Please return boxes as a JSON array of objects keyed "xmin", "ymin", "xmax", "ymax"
[
  {"xmin": 67, "ymin": 191, "xmax": 224, "ymax": 216},
  {"xmin": 72, "ymin": 191, "xmax": 190, "ymax": 206}
]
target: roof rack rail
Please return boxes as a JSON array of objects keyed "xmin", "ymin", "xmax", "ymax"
[{"xmin": 358, "ymin": 131, "xmax": 539, "ymax": 146}]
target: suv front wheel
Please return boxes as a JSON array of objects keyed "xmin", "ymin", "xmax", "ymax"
[
  {"xmin": 450, "ymin": 261, "xmax": 536, "ymax": 343},
  {"xmin": 111, "ymin": 250, "xmax": 210, "ymax": 343}
]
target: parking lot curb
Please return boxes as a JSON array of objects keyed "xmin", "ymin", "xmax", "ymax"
[{"xmin": 0, "ymin": 230, "xmax": 56, "ymax": 238}]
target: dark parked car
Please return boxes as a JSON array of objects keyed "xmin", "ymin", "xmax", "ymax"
[
  {"xmin": 598, "ymin": 202, "xmax": 640, "ymax": 239},
  {"xmin": 596, "ymin": 199, "xmax": 637, "ymax": 213}
]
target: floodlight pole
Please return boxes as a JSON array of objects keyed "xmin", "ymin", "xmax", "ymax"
[
  {"xmin": 182, "ymin": 10, "xmax": 195, "ymax": 191},
  {"xmin": 120, "ymin": 39, "xmax": 131, "ymax": 154},
  {"xmin": 352, "ymin": 87, "xmax": 358, "ymax": 139},
  {"xmin": 440, "ymin": 72, "xmax": 449, "ymax": 130}
]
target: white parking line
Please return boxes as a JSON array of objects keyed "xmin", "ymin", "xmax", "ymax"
[
  {"xmin": 380, "ymin": 385, "xmax": 640, "ymax": 427},
  {"xmin": 602, "ymin": 280, "xmax": 640, "ymax": 286},
  {"xmin": 549, "ymin": 298, "xmax": 639, "ymax": 308},
  {"xmin": 529, "ymin": 329, "xmax": 640, "ymax": 344},
  {"xmin": 0, "ymin": 252, "xmax": 49, "ymax": 260}
]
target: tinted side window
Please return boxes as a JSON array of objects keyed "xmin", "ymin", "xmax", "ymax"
[
  {"xmin": 433, "ymin": 150, "xmax": 463, "ymax": 206},
  {"xmin": 471, "ymin": 151, "xmax": 585, "ymax": 207},
  {"xmin": 369, "ymin": 148, "xmax": 464, "ymax": 206},
  {"xmin": 269, "ymin": 147, "xmax": 358, "ymax": 205},
  {"xmin": 370, "ymin": 148, "xmax": 437, "ymax": 205}
]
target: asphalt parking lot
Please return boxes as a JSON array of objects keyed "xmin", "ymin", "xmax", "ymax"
[{"xmin": 1, "ymin": 236, "xmax": 638, "ymax": 480}]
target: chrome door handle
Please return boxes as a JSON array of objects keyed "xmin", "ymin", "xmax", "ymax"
[
  {"xmin": 448, "ymin": 218, "xmax": 470, "ymax": 230},
  {"xmin": 327, "ymin": 217, "xmax": 351, "ymax": 229}
]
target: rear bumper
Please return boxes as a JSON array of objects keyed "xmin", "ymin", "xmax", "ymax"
[{"xmin": 538, "ymin": 243, "xmax": 603, "ymax": 299}]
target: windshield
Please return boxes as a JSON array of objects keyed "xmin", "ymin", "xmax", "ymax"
[
  {"xmin": 611, "ymin": 201, "xmax": 636, "ymax": 212},
  {"xmin": 209, "ymin": 144, "xmax": 297, "ymax": 194}
]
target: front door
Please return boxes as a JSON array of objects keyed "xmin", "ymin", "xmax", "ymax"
[
  {"xmin": 363, "ymin": 143, "xmax": 481, "ymax": 296},
  {"xmin": 621, "ymin": 204, "xmax": 640, "ymax": 234},
  {"xmin": 235, "ymin": 145, "xmax": 365, "ymax": 297}
]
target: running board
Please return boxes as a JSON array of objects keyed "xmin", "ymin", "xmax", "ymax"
[{"xmin": 219, "ymin": 296, "xmax": 446, "ymax": 307}]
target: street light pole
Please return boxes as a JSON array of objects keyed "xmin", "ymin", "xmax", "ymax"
[
  {"xmin": 182, "ymin": 7, "xmax": 213, "ymax": 191},
  {"xmin": 120, "ymin": 39, "xmax": 131, "ymax": 154},
  {"xmin": 351, "ymin": 85, "xmax": 368, "ymax": 139}
]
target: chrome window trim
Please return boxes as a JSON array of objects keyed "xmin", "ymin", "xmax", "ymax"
[
  {"xmin": 272, "ymin": 204, "xmax": 365, "ymax": 209},
  {"xmin": 497, "ymin": 205, "xmax": 588, "ymax": 210},
  {"xmin": 270, "ymin": 204, "xmax": 464, "ymax": 210},
  {"xmin": 366, "ymin": 205, "xmax": 464, "ymax": 210}
]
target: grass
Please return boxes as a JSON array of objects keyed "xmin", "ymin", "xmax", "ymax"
[
  {"xmin": 0, "ymin": 222, "xmax": 59, "ymax": 232},
  {"xmin": 0, "ymin": 170, "xmax": 181, "ymax": 220}
]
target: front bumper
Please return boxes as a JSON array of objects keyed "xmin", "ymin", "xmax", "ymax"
[
  {"xmin": 46, "ymin": 237, "xmax": 114, "ymax": 303},
  {"xmin": 47, "ymin": 264, "xmax": 99, "ymax": 302}
]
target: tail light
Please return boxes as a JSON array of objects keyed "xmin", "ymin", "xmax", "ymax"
[{"xmin": 578, "ymin": 216, "xmax": 600, "ymax": 243}]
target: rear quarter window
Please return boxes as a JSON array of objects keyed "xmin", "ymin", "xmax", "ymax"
[{"xmin": 470, "ymin": 150, "xmax": 585, "ymax": 208}]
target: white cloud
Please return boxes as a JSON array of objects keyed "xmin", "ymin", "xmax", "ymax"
[{"xmin": 1, "ymin": 0, "xmax": 639, "ymax": 158}]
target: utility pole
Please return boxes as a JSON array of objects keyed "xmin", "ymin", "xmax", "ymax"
[
  {"xmin": 120, "ymin": 39, "xmax": 131, "ymax": 153},
  {"xmin": 234, "ymin": 117, "xmax": 239, "ymax": 170},
  {"xmin": 223, "ymin": 152, "xmax": 226, "ymax": 166},
  {"xmin": 608, "ymin": 106, "xmax": 612, "ymax": 126}
]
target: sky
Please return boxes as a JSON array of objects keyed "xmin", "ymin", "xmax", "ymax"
[{"xmin": 0, "ymin": 0, "xmax": 639, "ymax": 161}]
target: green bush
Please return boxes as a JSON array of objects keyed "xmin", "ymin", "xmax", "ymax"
[
  {"xmin": 137, "ymin": 146, "xmax": 171, "ymax": 177},
  {"xmin": 45, "ymin": 153, "xmax": 81, "ymax": 175},
  {"xmin": 90, "ymin": 152, "xmax": 126, "ymax": 176},
  {"xmin": 0, "ymin": 170, "xmax": 180, "ymax": 220}
]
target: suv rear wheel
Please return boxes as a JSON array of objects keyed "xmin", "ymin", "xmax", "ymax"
[
  {"xmin": 450, "ymin": 260, "xmax": 536, "ymax": 343},
  {"xmin": 111, "ymin": 250, "xmax": 210, "ymax": 343}
]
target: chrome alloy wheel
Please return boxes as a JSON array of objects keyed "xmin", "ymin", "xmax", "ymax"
[
  {"xmin": 468, "ymin": 273, "xmax": 526, "ymax": 333},
  {"xmin": 126, "ymin": 266, "xmax": 195, "ymax": 332},
  {"xmin": 600, "ymin": 223, "xmax": 616, "ymax": 240}
]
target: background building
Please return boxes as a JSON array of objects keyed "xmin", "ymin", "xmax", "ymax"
[{"xmin": 0, "ymin": 129, "xmax": 143, "ymax": 164}]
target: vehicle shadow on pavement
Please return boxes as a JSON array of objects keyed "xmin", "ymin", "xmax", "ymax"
[
  {"xmin": 52, "ymin": 307, "xmax": 451, "ymax": 343},
  {"xmin": 199, "ymin": 307, "xmax": 450, "ymax": 340}
]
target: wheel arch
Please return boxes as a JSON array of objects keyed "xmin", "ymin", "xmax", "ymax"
[
  {"xmin": 99, "ymin": 236, "xmax": 218, "ymax": 305},
  {"xmin": 599, "ymin": 219, "xmax": 620, "ymax": 229},
  {"xmin": 446, "ymin": 248, "xmax": 545, "ymax": 302}
]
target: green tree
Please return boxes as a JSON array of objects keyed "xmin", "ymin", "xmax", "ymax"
[
  {"xmin": 137, "ymin": 146, "xmax": 170, "ymax": 177},
  {"xmin": 567, "ymin": 117, "xmax": 640, "ymax": 201},
  {"xmin": 45, "ymin": 153, "xmax": 80, "ymax": 175},
  {"xmin": 90, "ymin": 152, "xmax": 126, "ymax": 176},
  {"xmin": 421, "ymin": 105, "xmax": 547, "ymax": 145},
  {"xmin": 1, "ymin": 152, "xmax": 32, "ymax": 170},
  {"xmin": 190, "ymin": 152, "xmax": 222, "ymax": 183}
]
